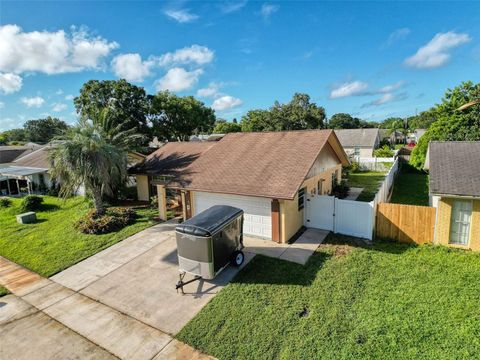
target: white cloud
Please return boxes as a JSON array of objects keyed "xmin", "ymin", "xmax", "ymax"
[
  {"xmin": 220, "ymin": 1, "xmax": 247, "ymax": 14},
  {"xmin": 20, "ymin": 96, "xmax": 45, "ymax": 108},
  {"xmin": 405, "ymin": 31, "xmax": 471, "ymax": 69},
  {"xmin": 111, "ymin": 53, "xmax": 155, "ymax": 82},
  {"xmin": 159, "ymin": 45, "xmax": 214, "ymax": 67},
  {"xmin": 164, "ymin": 9, "xmax": 199, "ymax": 23},
  {"xmin": 196, "ymin": 82, "xmax": 223, "ymax": 98},
  {"xmin": 0, "ymin": 24, "xmax": 118, "ymax": 75},
  {"xmin": 379, "ymin": 81, "xmax": 404, "ymax": 93},
  {"xmin": 361, "ymin": 92, "xmax": 408, "ymax": 108},
  {"xmin": 65, "ymin": 94, "xmax": 74, "ymax": 100},
  {"xmin": 385, "ymin": 28, "xmax": 411, "ymax": 46},
  {"xmin": 259, "ymin": 3, "xmax": 279, "ymax": 19},
  {"xmin": 52, "ymin": 102, "xmax": 68, "ymax": 112},
  {"xmin": 155, "ymin": 67, "xmax": 203, "ymax": 92},
  {"xmin": 0, "ymin": 72, "xmax": 22, "ymax": 94},
  {"xmin": 211, "ymin": 95, "xmax": 242, "ymax": 111},
  {"xmin": 330, "ymin": 81, "xmax": 369, "ymax": 99}
]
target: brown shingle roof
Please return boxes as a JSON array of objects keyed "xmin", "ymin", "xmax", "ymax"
[
  {"xmin": 429, "ymin": 141, "xmax": 480, "ymax": 197},
  {"xmin": 0, "ymin": 145, "xmax": 42, "ymax": 164},
  {"xmin": 334, "ymin": 128, "xmax": 379, "ymax": 148},
  {"xmin": 172, "ymin": 129, "xmax": 348, "ymax": 200},
  {"xmin": 129, "ymin": 141, "xmax": 217, "ymax": 177},
  {"xmin": 12, "ymin": 146, "xmax": 50, "ymax": 169}
]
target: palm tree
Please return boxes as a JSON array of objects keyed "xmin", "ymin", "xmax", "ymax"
[{"xmin": 49, "ymin": 122, "xmax": 128, "ymax": 215}]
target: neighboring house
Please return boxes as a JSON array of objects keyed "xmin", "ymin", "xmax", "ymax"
[
  {"xmin": 334, "ymin": 128, "xmax": 380, "ymax": 158},
  {"xmin": 425, "ymin": 141, "xmax": 480, "ymax": 250},
  {"xmin": 414, "ymin": 128, "xmax": 426, "ymax": 142},
  {"xmin": 0, "ymin": 144, "xmax": 144, "ymax": 196},
  {"xmin": 190, "ymin": 134, "xmax": 225, "ymax": 142},
  {"xmin": 379, "ymin": 129, "xmax": 406, "ymax": 145},
  {"xmin": 0, "ymin": 144, "xmax": 51, "ymax": 195},
  {"xmin": 131, "ymin": 130, "xmax": 349, "ymax": 243}
]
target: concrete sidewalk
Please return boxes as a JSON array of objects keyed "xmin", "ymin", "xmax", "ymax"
[
  {"xmin": 244, "ymin": 228, "xmax": 329, "ymax": 265},
  {"xmin": 0, "ymin": 235, "xmax": 215, "ymax": 360}
]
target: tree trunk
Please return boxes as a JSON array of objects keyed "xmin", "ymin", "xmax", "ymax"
[{"xmin": 92, "ymin": 187, "xmax": 105, "ymax": 215}]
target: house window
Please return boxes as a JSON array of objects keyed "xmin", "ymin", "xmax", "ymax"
[
  {"xmin": 354, "ymin": 147, "xmax": 360, "ymax": 156},
  {"xmin": 449, "ymin": 200, "xmax": 472, "ymax": 246},
  {"xmin": 317, "ymin": 179, "xmax": 323, "ymax": 195},
  {"xmin": 298, "ymin": 187, "xmax": 306, "ymax": 210},
  {"xmin": 332, "ymin": 171, "xmax": 339, "ymax": 187}
]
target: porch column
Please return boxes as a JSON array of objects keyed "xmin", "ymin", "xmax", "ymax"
[
  {"xmin": 7, "ymin": 179, "xmax": 11, "ymax": 195},
  {"xmin": 181, "ymin": 191, "xmax": 188, "ymax": 221},
  {"xmin": 156, "ymin": 185, "xmax": 167, "ymax": 221},
  {"xmin": 16, "ymin": 179, "xmax": 20, "ymax": 195},
  {"xmin": 271, "ymin": 199, "xmax": 281, "ymax": 243}
]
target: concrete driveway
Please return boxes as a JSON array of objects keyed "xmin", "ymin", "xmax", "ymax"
[{"xmin": 52, "ymin": 221, "xmax": 254, "ymax": 335}]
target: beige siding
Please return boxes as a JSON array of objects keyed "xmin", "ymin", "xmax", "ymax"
[
  {"xmin": 136, "ymin": 175, "xmax": 149, "ymax": 201},
  {"xmin": 279, "ymin": 164, "xmax": 342, "ymax": 243},
  {"xmin": 435, "ymin": 197, "xmax": 480, "ymax": 251}
]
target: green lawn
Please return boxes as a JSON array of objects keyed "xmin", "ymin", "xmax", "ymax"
[
  {"xmin": 178, "ymin": 236, "xmax": 480, "ymax": 359},
  {"xmin": 347, "ymin": 171, "xmax": 386, "ymax": 202},
  {"xmin": 0, "ymin": 196, "xmax": 158, "ymax": 277},
  {"xmin": 390, "ymin": 166, "xmax": 429, "ymax": 206},
  {"xmin": 0, "ymin": 285, "xmax": 8, "ymax": 297}
]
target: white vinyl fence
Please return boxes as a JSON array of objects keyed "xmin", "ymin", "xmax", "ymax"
[
  {"xmin": 305, "ymin": 158, "xmax": 400, "ymax": 240},
  {"xmin": 357, "ymin": 156, "xmax": 395, "ymax": 171},
  {"xmin": 371, "ymin": 158, "xmax": 399, "ymax": 206}
]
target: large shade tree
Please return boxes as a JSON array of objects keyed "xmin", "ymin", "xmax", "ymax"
[
  {"xmin": 240, "ymin": 93, "xmax": 326, "ymax": 132},
  {"xmin": 149, "ymin": 91, "xmax": 216, "ymax": 141},
  {"xmin": 74, "ymin": 79, "xmax": 150, "ymax": 147},
  {"xmin": 23, "ymin": 117, "xmax": 69, "ymax": 143},
  {"xmin": 410, "ymin": 81, "xmax": 480, "ymax": 169}
]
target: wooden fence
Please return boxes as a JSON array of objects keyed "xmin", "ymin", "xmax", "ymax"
[{"xmin": 376, "ymin": 203, "xmax": 436, "ymax": 244}]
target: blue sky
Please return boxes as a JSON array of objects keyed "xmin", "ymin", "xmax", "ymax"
[{"xmin": 0, "ymin": 1, "xmax": 479, "ymax": 131}]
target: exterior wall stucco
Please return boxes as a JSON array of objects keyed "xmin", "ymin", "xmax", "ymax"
[
  {"xmin": 279, "ymin": 163, "xmax": 342, "ymax": 243},
  {"xmin": 343, "ymin": 147, "xmax": 374, "ymax": 158},
  {"xmin": 435, "ymin": 197, "xmax": 480, "ymax": 251},
  {"xmin": 136, "ymin": 175, "xmax": 150, "ymax": 201}
]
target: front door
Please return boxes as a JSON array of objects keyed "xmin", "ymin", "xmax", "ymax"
[{"xmin": 304, "ymin": 194, "xmax": 335, "ymax": 231}]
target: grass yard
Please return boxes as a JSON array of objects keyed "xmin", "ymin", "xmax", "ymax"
[
  {"xmin": 0, "ymin": 196, "xmax": 157, "ymax": 277},
  {"xmin": 390, "ymin": 165, "xmax": 429, "ymax": 206},
  {"xmin": 0, "ymin": 285, "xmax": 9, "ymax": 297},
  {"xmin": 178, "ymin": 235, "xmax": 480, "ymax": 360},
  {"xmin": 347, "ymin": 171, "xmax": 386, "ymax": 202}
]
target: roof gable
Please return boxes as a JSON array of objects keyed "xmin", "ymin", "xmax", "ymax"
[{"xmin": 334, "ymin": 128, "xmax": 379, "ymax": 148}]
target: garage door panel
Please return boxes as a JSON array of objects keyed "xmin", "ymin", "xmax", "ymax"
[{"xmin": 194, "ymin": 192, "xmax": 272, "ymax": 240}]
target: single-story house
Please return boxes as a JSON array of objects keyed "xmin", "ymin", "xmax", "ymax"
[
  {"xmin": 0, "ymin": 144, "xmax": 51, "ymax": 196},
  {"xmin": 425, "ymin": 141, "xmax": 480, "ymax": 250},
  {"xmin": 131, "ymin": 129, "xmax": 349, "ymax": 243},
  {"xmin": 334, "ymin": 128, "xmax": 380, "ymax": 158},
  {"xmin": 0, "ymin": 143, "xmax": 144, "ymax": 196}
]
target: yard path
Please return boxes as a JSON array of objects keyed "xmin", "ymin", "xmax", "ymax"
[{"xmin": 0, "ymin": 255, "xmax": 214, "ymax": 360}]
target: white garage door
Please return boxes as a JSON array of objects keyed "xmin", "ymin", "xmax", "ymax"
[{"xmin": 194, "ymin": 192, "xmax": 272, "ymax": 240}]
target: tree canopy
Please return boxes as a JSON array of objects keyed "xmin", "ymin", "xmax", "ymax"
[
  {"xmin": 240, "ymin": 93, "xmax": 326, "ymax": 132},
  {"xmin": 23, "ymin": 117, "xmax": 69, "ymax": 143},
  {"xmin": 213, "ymin": 121, "xmax": 242, "ymax": 134},
  {"xmin": 74, "ymin": 79, "xmax": 150, "ymax": 146},
  {"xmin": 149, "ymin": 91, "xmax": 216, "ymax": 141},
  {"xmin": 410, "ymin": 81, "xmax": 480, "ymax": 169},
  {"xmin": 328, "ymin": 113, "xmax": 375, "ymax": 129}
]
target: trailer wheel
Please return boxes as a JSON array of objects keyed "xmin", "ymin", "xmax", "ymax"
[{"xmin": 231, "ymin": 251, "xmax": 245, "ymax": 267}]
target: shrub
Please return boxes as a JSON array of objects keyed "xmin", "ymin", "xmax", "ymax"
[
  {"xmin": 374, "ymin": 145, "xmax": 394, "ymax": 157},
  {"xmin": 331, "ymin": 180, "xmax": 350, "ymax": 199},
  {"xmin": 20, "ymin": 195, "xmax": 44, "ymax": 212},
  {"xmin": 0, "ymin": 197, "xmax": 12, "ymax": 208},
  {"xmin": 75, "ymin": 207, "xmax": 136, "ymax": 234}
]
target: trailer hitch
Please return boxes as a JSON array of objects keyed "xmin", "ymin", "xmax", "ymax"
[{"xmin": 176, "ymin": 272, "xmax": 202, "ymax": 295}]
